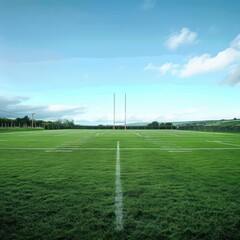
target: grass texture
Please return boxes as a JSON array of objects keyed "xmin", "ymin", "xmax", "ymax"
[{"xmin": 0, "ymin": 130, "xmax": 240, "ymax": 239}]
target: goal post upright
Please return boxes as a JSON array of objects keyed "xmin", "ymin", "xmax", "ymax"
[
  {"xmin": 113, "ymin": 93, "xmax": 115, "ymax": 130},
  {"xmin": 113, "ymin": 93, "xmax": 127, "ymax": 130},
  {"xmin": 124, "ymin": 93, "xmax": 127, "ymax": 130}
]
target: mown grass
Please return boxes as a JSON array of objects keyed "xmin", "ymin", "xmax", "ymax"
[
  {"xmin": 0, "ymin": 128, "xmax": 44, "ymax": 133},
  {"xmin": 121, "ymin": 149, "xmax": 240, "ymax": 239},
  {"xmin": 0, "ymin": 130, "xmax": 240, "ymax": 239}
]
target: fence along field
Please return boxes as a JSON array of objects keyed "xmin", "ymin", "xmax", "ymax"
[{"xmin": 0, "ymin": 129, "xmax": 240, "ymax": 239}]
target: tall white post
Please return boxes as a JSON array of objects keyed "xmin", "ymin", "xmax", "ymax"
[
  {"xmin": 124, "ymin": 93, "xmax": 127, "ymax": 130},
  {"xmin": 113, "ymin": 93, "xmax": 115, "ymax": 130},
  {"xmin": 31, "ymin": 113, "xmax": 35, "ymax": 128}
]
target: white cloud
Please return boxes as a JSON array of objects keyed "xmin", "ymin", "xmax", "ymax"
[
  {"xmin": 0, "ymin": 96, "xmax": 29, "ymax": 107},
  {"xmin": 166, "ymin": 28, "xmax": 197, "ymax": 50},
  {"xmin": 0, "ymin": 96, "xmax": 86, "ymax": 120},
  {"xmin": 146, "ymin": 34, "xmax": 240, "ymax": 79},
  {"xmin": 221, "ymin": 65, "xmax": 240, "ymax": 86},
  {"xmin": 144, "ymin": 62, "xmax": 179, "ymax": 75},
  {"xmin": 42, "ymin": 105, "xmax": 86, "ymax": 119},
  {"xmin": 141, "ymin": 0, "xmax": 156, "ymax": 10},
  {"xmin": 181, "ymin": 48, "xmax": 240, "ymax": 77},
  {"xmin": 144, "ymin": 63, "xmax": 158, "ymax": 71},
  {"xmin": 46, "ymin": 105, "xmax": 83, "ymax": 112},
  {"xmin": 231, "ymin": 34, "xmax": 240, "ymax": 49},
  {"xmin": 159, "ymin": 63, "xmax": 174, "ymax": 74}
]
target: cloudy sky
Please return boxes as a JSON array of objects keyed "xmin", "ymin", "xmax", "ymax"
[{"xmin": 0, "ymin": 0, "xmax": 240, "ymax": 124}]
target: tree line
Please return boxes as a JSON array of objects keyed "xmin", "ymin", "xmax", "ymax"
[
  {"xmin": 146, "ymin": 121, "xmax": 175, "ymax": 129},
  {"xmin": 0, "ymin": 117, "xmax": 175, "ymax": 130},
  {"xmin": 0, "ymin": 116, "xmax": 75, "ymax": 129}
]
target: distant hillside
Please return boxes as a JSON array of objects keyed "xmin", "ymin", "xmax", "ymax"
[
  {"xmin": 173, "ymin": 119, "xmax": 240, "ymax": 127},
  {"xmin": 205, "ymin": 119, "xmax": 240, "ymax": 127},
  {"xmin": 127, "ymin": 119, "xmax": 240, "ymax": 127},
  {"xmin": 127, "ymin": 122, "xmax": 149, "ymax": 126}
]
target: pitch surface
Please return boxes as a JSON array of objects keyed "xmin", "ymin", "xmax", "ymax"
[{"xmin": 1, "ymin": 130, "xmax": 240, "ymax": 239}]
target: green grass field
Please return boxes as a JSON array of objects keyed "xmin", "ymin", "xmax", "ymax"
[{"xmin": 1, "ymin": 129, "xmax": 240, "ymax": 240}]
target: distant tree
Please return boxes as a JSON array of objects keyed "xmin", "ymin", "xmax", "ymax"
[
  {"xmin": 147, "ymin": 121, "xmax": 159, "ymax": 129},
  {"xmin": 63, "ymin": 119, "xmax": 74, "ymax": 127},
  {"xmin": 159, "ymin": 123, "xmax": 165, "ymax": 129},
  {"xmin": 0, "ymin": 118, "xmax": 9, "ymax": 127},
  {"xmin": 165, "ymin": 122, "xmax": 173, "ymax": 129},
  {"xmin": 15, "ymin": 116, "xmax": 31, "ymax": 127}
]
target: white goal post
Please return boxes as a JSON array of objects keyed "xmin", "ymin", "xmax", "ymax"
[{"xmin": 113, "ymin": 93, "xmax": 127, "ymax": 130}]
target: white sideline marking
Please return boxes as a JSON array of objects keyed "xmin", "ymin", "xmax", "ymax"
[
  {"xmin": 121, "ymin": 147, "xmax": 240, "ymax": 151},
  {"xmin": 95, "ymin": 132, "xmax": 106, "ymax": 137},
  {"xmin": 168, "ymin": 134, "xmax": 182, "ymax": 137},
  {"xmin": 133, "ymin": 132, "xmax": 142, "ymax": 137},
  {"xmin": 115, "ymin": 141, "xmax": 123, "ymax": 231},
  {"xmin": 0, "ymin": 147, "xmax": 115, "ymax": 150},
  {"xmin": 168, "ymin": 151, "xmax": 192, "ymax": 153},
  {"xmin": 45, "ymin": 150, "xmax": 72, "ymax": 153},
  {"xmin": 1, "ymin": 147, "xmax": 240, "ymax": 151},
  {"xmin": 207, "ymin": 140, "xmax": 240, "ymax": 147}
]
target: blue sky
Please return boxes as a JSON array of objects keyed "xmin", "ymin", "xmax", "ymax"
[{"xmin": 0, "ymin": 0, "xmax": 240, "ymax": 124}]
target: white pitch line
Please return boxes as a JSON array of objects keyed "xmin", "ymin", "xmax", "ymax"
[
  {"xmin": 132, "ymin": 132, "xmax": 142, "ymax": 137},
  {"xmin": 115, "ymin": 141, "xmax": 123, "ymax": 231},
  {"xmin": 0, "ymin": 147, "xmax": 240, "ymax": 151},
  {"xmin": 207, "ymin": 140, "xmax": 240, "ymax": 147},
  {"xmin": 45, "ymin": 150, "xmax": 73, "ymax": 153},
  {"xmin": 168, "ymin": 150, "xmax": 192, "ymax": 153},
  {"xmin": 168, "ymin": 134, "xmax": 182, "ymax": 137},
  {"xmin": 121, "ymin": 147, "xmax": 240, "ymax": 150},
  {"xmin": 0, "ymin": 147, "xmax": 116, "ymax": 150}
]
